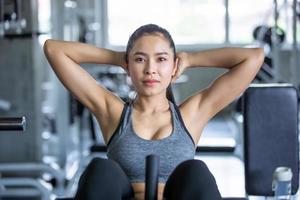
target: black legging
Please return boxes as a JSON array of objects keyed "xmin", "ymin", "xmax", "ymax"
[{"xmin": 74, "ymin": 157, "xmax": 222, "ymax": 200}]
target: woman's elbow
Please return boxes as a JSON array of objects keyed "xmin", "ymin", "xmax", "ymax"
[
  {"xmin": 43, "ymin": 39, "xmax": 60, "ymax": 57},
  {"xmin": 252, "ymin": 47, "xmax": 265, "ymax": 68},
  {"xmin": 43, "ymin": 39, "xmax": 53, "ymax": 55}
]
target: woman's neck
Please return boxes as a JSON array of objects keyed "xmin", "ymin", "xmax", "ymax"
[{"xmin": 133, "ymin": 95, "xmax": 170, "ymax": 113}]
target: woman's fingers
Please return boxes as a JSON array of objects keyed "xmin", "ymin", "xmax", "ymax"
[{"xmin": 172, "ymin": 56, "xmax": 185, "ymax": 82}]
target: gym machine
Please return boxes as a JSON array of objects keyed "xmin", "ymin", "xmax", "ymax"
[{"xmin": 0, "ymin": 117, "xmax": 66, "ymax": 200}]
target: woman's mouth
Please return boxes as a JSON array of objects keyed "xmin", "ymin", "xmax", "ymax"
[{"xmin": 142, "ymin": 79, "xmax": 160, "ymax": 86}]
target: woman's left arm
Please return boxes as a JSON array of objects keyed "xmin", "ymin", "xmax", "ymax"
[{"xmin": 175, "ymin": 47, "xmax": 264, "ymax": 143}]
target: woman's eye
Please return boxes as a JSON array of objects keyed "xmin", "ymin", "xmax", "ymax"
[
  {"xmin": 135, "ymin": 57, "xmax": 144, "ymax": 62},
  {"xmin": 158, "ymin": 57, "xmax": 167, "ymax": 62}
]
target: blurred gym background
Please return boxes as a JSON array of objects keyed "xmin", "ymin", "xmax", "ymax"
[{"xmin": 0, "ymin": 0, "xmax": 300, "ymax": 199}]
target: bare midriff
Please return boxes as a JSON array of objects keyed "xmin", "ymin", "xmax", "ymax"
[{"xmin": 132, "ymin": 182, "xmax": 165, "ymax": 200}]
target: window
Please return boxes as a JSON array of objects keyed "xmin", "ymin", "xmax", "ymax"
[
  {"xmin": 38, "ymin": 0, "xmax": 51, "ymax": 33},
  {"xmin": 229, "ymin": 0, "xmax": 300, "ymax": 44},
  {"xmin": 229, "ymin": 0, "xmax": 272, "ymax": 43},
  {"xmin": 107, "ymin": 0, "xmax": 299, "ymax": 46},
  {"xmin": 107, "ymin": 0, "xmax": 225, "ymax": 45}
]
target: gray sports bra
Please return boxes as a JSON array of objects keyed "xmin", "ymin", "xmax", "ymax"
[{"xmin": 106, "ymin": 101, "xmax": 196, "ymax": 183}]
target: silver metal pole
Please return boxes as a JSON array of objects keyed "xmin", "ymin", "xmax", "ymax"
[
  {"xmin": 225, "ymin": 0, "xmax": 229, "ymax": 44},
  {"xmin": 0, "ymin": 163, "xmax": 65, "ymax": 195},
  {"xmin": 0, "ymin": 178, "xmax": 51, "ymax": 200}
]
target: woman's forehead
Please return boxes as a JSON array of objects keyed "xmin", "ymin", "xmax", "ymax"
[{"xmin": 130, "ymin": 34, "xmax": 172, "ymax": 55}]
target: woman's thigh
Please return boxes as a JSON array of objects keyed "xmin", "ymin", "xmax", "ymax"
[
  {"xmin": 74, "ymin": 157, "xmax": 134, "ymax": 200},
  {"xmin": 163, "ymin": 159, "xmax": 222, "ymax": 200}
]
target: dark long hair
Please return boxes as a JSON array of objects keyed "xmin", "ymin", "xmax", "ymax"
[
  {"xmin": 166, "ymin": 85, "xmax": 176, "ymax": 103},
  {"xmin": 125, "ymin": 24, "xmax": 177, "ymax": 104}
]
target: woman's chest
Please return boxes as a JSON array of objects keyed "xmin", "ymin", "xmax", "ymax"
[{"xmin": 132, "ymin": 113, "xmax": 173, "ymax": 140}]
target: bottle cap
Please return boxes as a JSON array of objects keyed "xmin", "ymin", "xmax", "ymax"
[{"xmin": 273, "ymin": 167, "xmax": 293, "ymax": 181}]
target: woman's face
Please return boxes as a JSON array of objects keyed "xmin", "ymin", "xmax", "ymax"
[{"xmin": 127, "ymin": 34, "xmax": 177, "ymax": 98}]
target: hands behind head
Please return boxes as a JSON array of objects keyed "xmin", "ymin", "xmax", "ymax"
[
  {"xmin": 172, "ymin": 52, "xmax": 189, "ymax": 83},
  {"xmin": 115, "ymin": 51, "xmax": 128, "ymax": 72}
]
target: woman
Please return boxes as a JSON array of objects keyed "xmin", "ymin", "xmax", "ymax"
[{"xmin": 44, "ymin": 24, "xmax": 264, "ymax": 200}]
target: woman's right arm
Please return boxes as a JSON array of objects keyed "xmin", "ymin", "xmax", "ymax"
[{"xmin": 43, "ymin": 40, "xmax": 126, "ymax": 141}]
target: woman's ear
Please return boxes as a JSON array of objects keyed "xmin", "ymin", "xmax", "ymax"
[{"xmin": 172, "ymin": 58, "xmax": 179, "ymax": 76}]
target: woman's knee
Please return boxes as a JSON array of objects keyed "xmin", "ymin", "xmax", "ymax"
[
  {"xmin": 88, "ymin": 157, "xmax": 119, "ymax": 169},
  {"xmin": 164, "ymin": 159, "xmax": 222, "ymax": 200},
  {"xmin": 86, "ymin": 157, "xmax": 118, "ymax": 172},
  {"xmin": 174, "ymin": 160, "xmax": 210, "ymax": 178},
  {"xmin": 165, "ymin": 159, "xmax": 211, "ymax": 188},
  {"xmin": 82, "ymin": 157, "xmax": 126, "ymax": 183},
  {"xmin": 78, "ymin": 158, "xmax": 113, "ymax": 185},
  {"xmin": 75, "ymin": 157, "xmax": 134, "ymax": 200},
  {"xmin": 177, "ymin": 159, "xmax": 207, "ymax": 169},
  {"xmin": 178, "ymin": 160, "xmax": 219, "ymax": 185}
]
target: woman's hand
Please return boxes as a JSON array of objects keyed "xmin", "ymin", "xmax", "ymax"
[
  {"xmin": 114, "ymin": 51, "xmax": 128, "ymax": 71},
  {"xmin": 172, "ymin": 52, "xmax": 190, "ymax": 82}
]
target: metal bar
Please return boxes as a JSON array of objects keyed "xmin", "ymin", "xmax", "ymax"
[
  {"xmin": 0, "ymin": 188, "xmax": 41, "ymax": 196},
  {"xmin": 224, "ymin": 0, "xmax": 229, "ymax": 43},
  {"xmin": 0, "ymin": 116, "xmax": 26, "ymax": 131},
  {"xmin": 0, "ymin": 178, "xmax": 51, "ymax": 200},
  {"xmin": 3, "ymin": 31, "xmax": 44, "ymax": 39},
  {"xmin": 0, "ymin": 162, "xmax": 65, "ymax": 195},
  {"xmin": 145, "ymin": 155, "xmax": 159, "ymax": 200}
]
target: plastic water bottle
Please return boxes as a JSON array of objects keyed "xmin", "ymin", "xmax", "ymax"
[{"xmin": 272, "ymin": 167, "xmax": 293, "ymax": 200}]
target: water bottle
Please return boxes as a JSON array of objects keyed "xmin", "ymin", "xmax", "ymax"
[{"xmin": 272, "ymin": 167, "xmax": 293, "ymax": 200}]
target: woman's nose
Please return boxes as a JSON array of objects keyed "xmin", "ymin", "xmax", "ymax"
[{"xmin": 145, "ymin": 60, "xmax": 157, "ymax": 74}]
